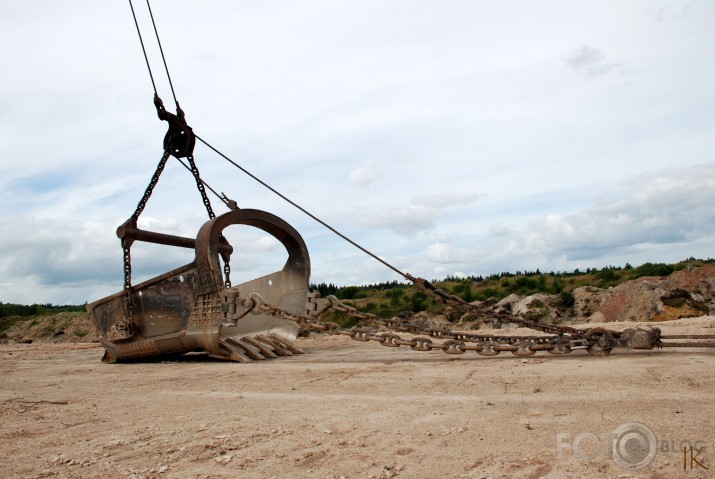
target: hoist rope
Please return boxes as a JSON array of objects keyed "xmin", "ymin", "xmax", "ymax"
[
  {"xmin": 145, "ymin": 0, "xmax": 178, "ymax": 105},
  {"xmin": 128, "ymin": 0, "xmax": 157, "ymax": 96},
  {"xmin": 195, "ymin": 134, "xmax": 412, "ymax": 281},
  {"xmin": 128, "ymin": 0, "xmax": 178, "ymax": 104}
]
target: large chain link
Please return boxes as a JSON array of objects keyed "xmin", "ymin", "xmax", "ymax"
[
  {"xmin": 185, "ymin": 155, "xmax": 215, "ymax": 220},
  {"xmin": 223, "ymin": 262, "xmax": 232, "ymax": 289},
  {"xmin": 116, "ymin": 242, "xmax": 137, "ymax": 339},
  {"xmin": 405, "ymin": 275, "xmax": 589, "ymax": 337},
  {"xmin": 238, "ymin": 292, "xmax": 588, "ymax": 357},
  {"xmin": 131, "ymin": 150, "xmax": 171, "ymax": 221},
  {"xmin": 222, "ymin": 289, "xmax": 715, "ymax": 357}
]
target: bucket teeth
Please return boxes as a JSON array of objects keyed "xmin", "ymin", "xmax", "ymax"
[
  {"xmin": 224, "ymin": 337, "xmax": 266, "ymax": 360},
  {"xmin": 255, "ymin": 334, "xmax": 293, "ymax": 356},
  {"xmin": 218, "ymin": 335, "xmax": 304, "ymax": 362},
  {"xmin": 240, "ymin": 336, "xmax": 279, "ymax": 358},
  {"xmin": 269, "ymin": 333, "xmax": 305, "ymax": 354},
  {"xmin": 217, "ymin": 339, "xmax": 253, "ymax": 363}
]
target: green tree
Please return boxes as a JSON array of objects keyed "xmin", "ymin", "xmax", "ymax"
[{"xmin": 410, "ymin": 291, "xmax": 428, "ymax": 312}]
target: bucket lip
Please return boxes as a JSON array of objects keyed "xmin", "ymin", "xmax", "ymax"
[{"xmin": 86, "ymin": 262, "xmax": 195, "ymax": 313}]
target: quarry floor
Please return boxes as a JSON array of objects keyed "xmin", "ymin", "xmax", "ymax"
[{"xmin": 1, "ymin": 317, "xmax": 714, "ymax": 479}]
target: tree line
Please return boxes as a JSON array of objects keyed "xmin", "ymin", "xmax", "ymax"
[{"xmin": 0, "ymin": 302, "xmax": 86, "ymax": 318}]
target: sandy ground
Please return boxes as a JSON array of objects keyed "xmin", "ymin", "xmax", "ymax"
[{"xmin": 1, "ymin": 318, "xmax": 714, "ymax": 479}]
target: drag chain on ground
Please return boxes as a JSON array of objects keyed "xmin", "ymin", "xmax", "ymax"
[{"xmin": 238, "ymin": 287, "xmax": 715, "ymax": 358}]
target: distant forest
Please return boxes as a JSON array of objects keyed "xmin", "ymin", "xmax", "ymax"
[
  {"xmin": 308, "ymin": 258, "xmax": 714, "ymax": 325},
  {"xmin": 310, "ymin": 258, "xmax": 714, "ymax": 300},
  {"xmin": 0, "ymin": 302, "xmax": 85, "ymax": 318}
]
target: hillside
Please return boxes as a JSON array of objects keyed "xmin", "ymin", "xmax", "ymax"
[
  {"xmin": 321, "ymin": 259, "xmax": 715, "ymax": 327},
  {"xmin": 0, "ymin": 310, "xmax": 95, "ymax": 344}
]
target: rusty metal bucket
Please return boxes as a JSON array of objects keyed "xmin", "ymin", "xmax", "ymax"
[{"xmin": 88, "ymin": 209, "xmax": 310, "ymax": 362}]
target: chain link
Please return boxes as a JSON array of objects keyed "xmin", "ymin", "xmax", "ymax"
[
  {"xmin": 122, "ymin": 244, "xmax": 132, "ymax": 294},
  {"xmin": 185, "ymin": 155, "xmax": 215, "ymax": 219},
  {"xmin": 405, "ymin": 275, "xmax": 590, "ymax": 337},
  {"xmin": 223, "ymin": 261, "xmax": 232, "ymax": 289},
  {"xmin": 116, "ymin": 243, "xmax": 136, "ymax": 339},
  {"xmin": 238, "ymin": 292, "xmax": 599, "ymax": 357},
  {"xmin": 131, "ymin": 150, "xmax": 171, "ymax": 221}
]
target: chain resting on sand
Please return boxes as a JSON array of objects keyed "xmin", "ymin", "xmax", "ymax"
[{"xmin": 237, "ymin": 283, "xmax": 715, "ymax": 358}]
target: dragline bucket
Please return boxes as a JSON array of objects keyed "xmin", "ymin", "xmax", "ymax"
[{"xmin": 87, "ymin": 209, "xmax": 311, "ymax": 362}]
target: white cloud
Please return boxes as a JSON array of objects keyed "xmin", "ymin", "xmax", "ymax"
[
  {"xmin": 411, "ymin": 191, "xmax": 482, "ymax": 208},
  {"xmin": 565, "ymin": 45, "xmax": 622, "ymax": 78},
  {"xmin": 426, "ymin": 242, "xmax": 454, "ymax": 263},
  {"xmin": 489, "ymin": 222, "xmax": 511, "ymax": 237},
  {"xmin": 254, "ymin": 235, "xmax": 283, "ymax": 252},
  {"xmin": 1, "ymin": 1, "xmax": 715, "ymax": 302},
  {"xmin": 395, "ymin": 164, "xmax": 715, "ymax": 281},
  {"xmin": 362, "ymin": 205, "xmax": 437, "ymax": 237},
  {"xmin": 0, "ymin": 217, "xmax": 124, "ymax": 304},
  {"xmin": 504, "ymin": 164, "xmax": 715, "ymax": 262},
  {"xmin": 348, "ymin": 160, "xmax": 377, "ymax": 188}
]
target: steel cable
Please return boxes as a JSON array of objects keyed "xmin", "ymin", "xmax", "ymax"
[
  {"xmin": 128, "ymin": 0, "xmax": 157, "ymax": 96},
  {"xmin": 145, "ymin": 0, "xmax": 178, "ymax": 105}
]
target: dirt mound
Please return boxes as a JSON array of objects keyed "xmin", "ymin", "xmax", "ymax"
[
  {"xmin": 448, "ymin": 264, "xmax": 715, "ymax": 327},
  {"xmin": 577, "ymin": 264, "xmax": 715, "ymax": 323},
  {"xmin": 0, "ymin": 311, "xmax": 97, "ymax": 344}
]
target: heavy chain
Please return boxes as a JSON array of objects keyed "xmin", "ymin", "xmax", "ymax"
[
  {"xmin": 185, "ymin": 155, "xmax": 215, "ymax": 220},
  {"xmin": 223, "ymin": 262, "xmax": 232, "ymax": 289},
  {"xmin": 219, "ymin": 290, "xmax": 713, "ymax": 357},
  {"xmin": 406, "ymin": 275, "xmax": 590, "ymax": 338},
  {"xmin": 131, "ymin": 149, "xmax": 172, "ymax": 221},
  {"xmin": 238, "ymin": 293, "xmax": 589, "ymax": 357},
  {"xmin": 116, "ymin": 242, "xmax": 137, "ymax": 339},
  {"xmin": 325, "ymin": 290, "xmax": 715, "ymax": 354}
]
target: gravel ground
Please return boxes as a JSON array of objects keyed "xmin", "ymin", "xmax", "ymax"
[{"xmin": 1, "ymin": 317, "xmax": 713, "ymax": 479}]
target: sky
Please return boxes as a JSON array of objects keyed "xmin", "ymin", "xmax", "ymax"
[{"xmin": 1, "ymin": 0, "xmax": 714, "ymax": 305}]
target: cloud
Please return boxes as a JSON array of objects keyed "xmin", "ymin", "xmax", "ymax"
[
  {"xmin": 407, "ymin": 164, "xmax": 715, "ymax": 281},
  {"xmin": 2, "ymin": 2, "xmax": 715, "ymax": 302},
  {"xmin": 356, "ymin": 191, "xmax": 481, "ymax": 237},
  {"xmin": 411, "ymin": 191, "xmax": 482, "ymax": 208},
  {"xmin": 0, "ymin": 214, "xmax": 292, "ymax": 303},
  {"xmin": 513, "ymin": 164, "xmax": 715, "ymax": 261},
  {"xmin": 348, "ymin": 160, "xmax": 377, "ymax": 188},
  {"xmin": 565, "ymin": 45, "xmax": 622, "ymax": 77},
  {"xmin": 361, "ymin": 205, "xmax": 437, "ymax": 237},
  {"xmin": 0, "ymin": 217, "xmax": 123, "ymax": 303},
  {"xmin": 489, "ymin": 222, "xmax": 511, "ymax": 237},
  {"xmin": 653, "ymin": 6, "xmax": 669, "ymax": 23},
  {"xmin": 0, "ymin": 216, "xmax": 198, "ymax": 291},
  {"xmin": 254, "ymin": 235, "xmax": 283, "ymax": 252},
  {"xmin": 426, "ymin": 242, "xmax": 454, "ymax": 263}
]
